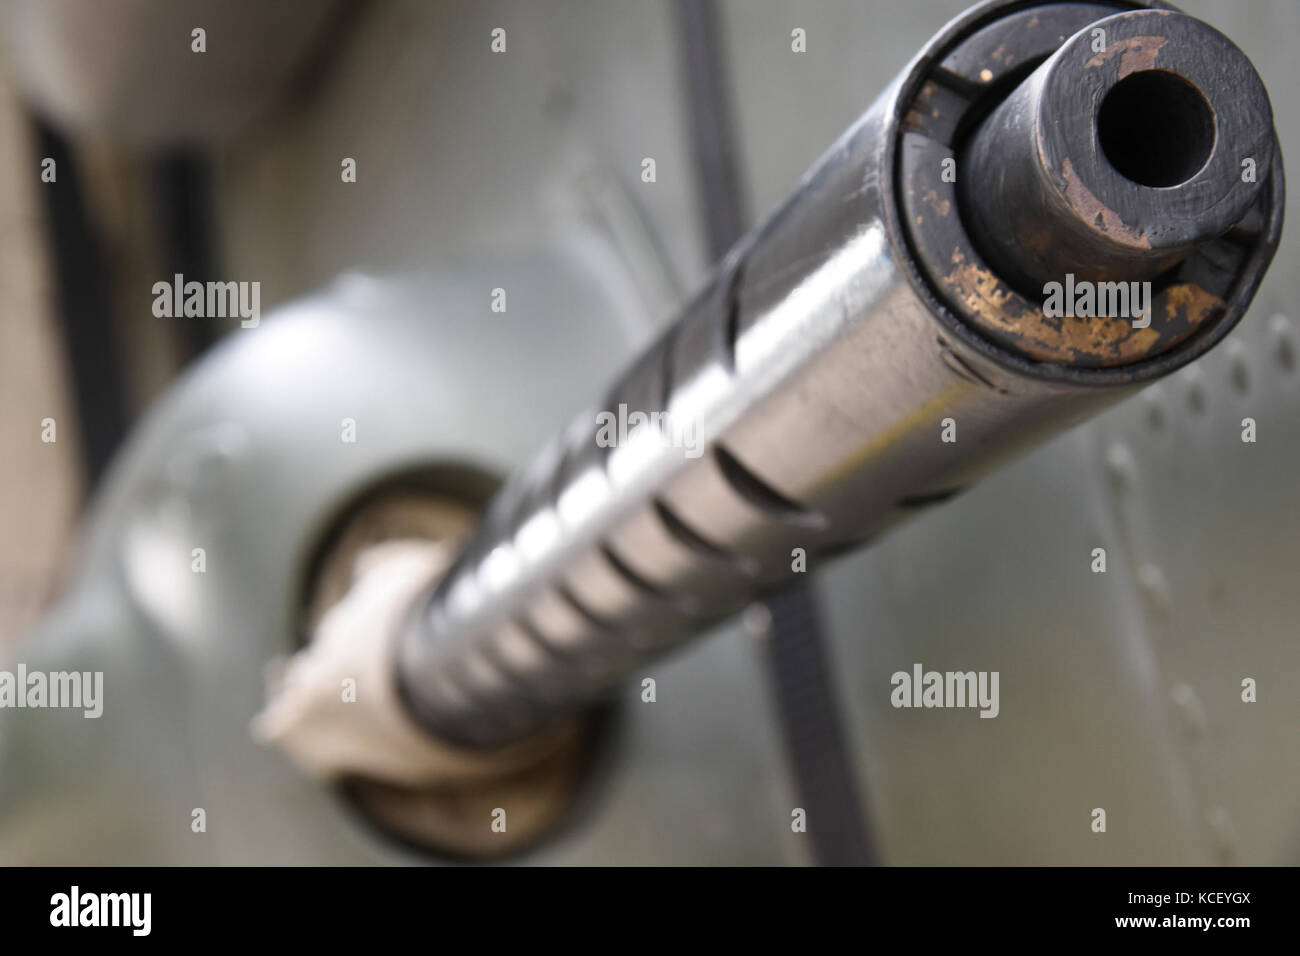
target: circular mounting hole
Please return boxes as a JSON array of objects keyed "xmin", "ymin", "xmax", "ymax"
[{"xmin": 1097, "ymin": 70, "xmax": 1215, "ymax": 188}]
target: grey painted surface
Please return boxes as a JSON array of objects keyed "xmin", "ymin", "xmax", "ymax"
[{"xmin": 723, "ymin": 0, "xmax": 1299, "ymax": 865}]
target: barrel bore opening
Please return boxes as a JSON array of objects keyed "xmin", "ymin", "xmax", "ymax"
[{"xmin": 1096, "ymin": 70, "xmax": 1215, "ymax": 188}]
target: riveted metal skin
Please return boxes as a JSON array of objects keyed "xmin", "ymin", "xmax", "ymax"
[{"xmin": 397, "ymin": 0, "xmax": 1284, "ymax": 749}]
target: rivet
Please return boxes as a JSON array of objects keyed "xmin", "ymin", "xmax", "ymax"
[
  {"xmin": 1269, "ymin": 313, "xmax": 1295, "ymax": 372},
  {"xmin": 1142, "ymin": 386, "xmax": 1166, "ymax": 432},
  {"xmin": 1104, "ymin": 443, "xmax": 1138, "ymax": 494},
  {"xmin": 1170, "ymin": 682, "xmax": 1206, "ymax": 738},
  {"xmin": 1205, "ymin": 806, "xmax": 1238, "ymax": 862},
  {"xmin": 741, "ymin": 602, "xmax": 773, "ymax": 642},
  {"xmin": 1137, "ymin": 563, "xmax": 1172, "ymax": 614},
  {"xmin": 1227, "ymin": 342, "xmax": 1250, "ymax": 394},
  {"xmin": 1185, "ymin": 366, "xmax": 1207, "ymax": 414}
]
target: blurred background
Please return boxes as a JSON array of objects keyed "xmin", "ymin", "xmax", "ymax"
[{"xmin": 0, "ymin": 0, "xmax": 1297, "ymax": 864}]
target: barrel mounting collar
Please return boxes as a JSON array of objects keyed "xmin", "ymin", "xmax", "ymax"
[{"xmin": 889, "ymin": 0, "xmax": 1284, "ymax": 383}]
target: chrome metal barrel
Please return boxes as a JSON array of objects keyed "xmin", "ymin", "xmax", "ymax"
[{"xmin": 396, "ymin": 0, "xmax": 1283, "ymax": 748}]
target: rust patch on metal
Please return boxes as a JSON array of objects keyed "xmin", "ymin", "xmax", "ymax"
[
  {"xmin": 1061, "ymin": 158, "xmax": 1151, "ymax": 249},
  {"xmin": 922, "ymin": 188, "xmax": 951, "ymax": 217},
  {"xmin": 1085, "ymin": 34, "xmax": 1169, "ymax": 79},
  {"xmin": 903, "ymin": 108, "xmax": 928, "ymax": 132},
  {"xmin": 940, "ymin": 249, "xmax": 1216, "ymax": 366},
  {"xmin": 1164, "ymin": 282, "xmax": 1222, "ymax": 327}
]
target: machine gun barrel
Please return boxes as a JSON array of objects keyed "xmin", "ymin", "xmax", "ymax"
[{"xmin": 396, "ymin": 0, "xmax": 1283, "ymax": 748}]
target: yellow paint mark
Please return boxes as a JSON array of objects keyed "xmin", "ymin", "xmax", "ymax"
[{"xmin": 820, "ymin": 382, "xmax": 968, "ymax": 489}]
